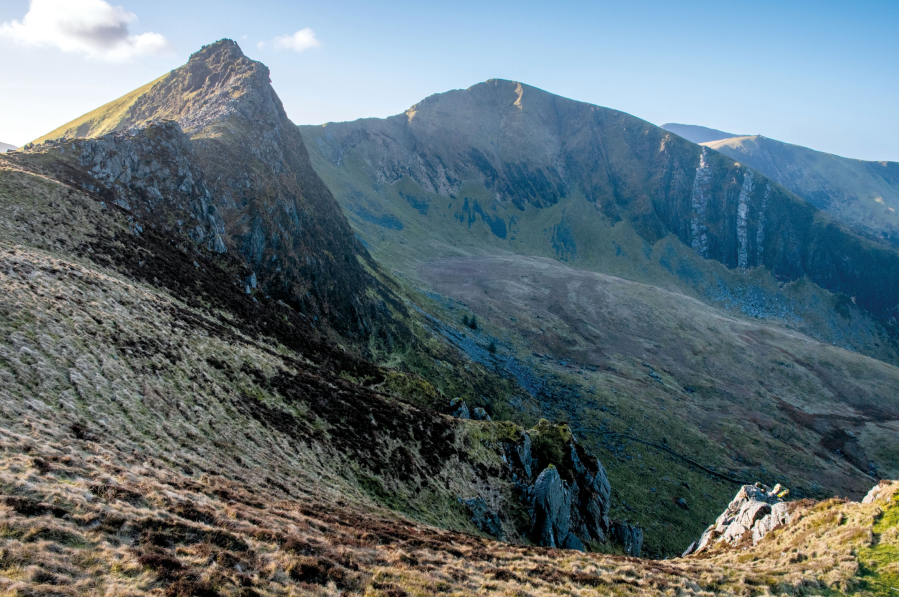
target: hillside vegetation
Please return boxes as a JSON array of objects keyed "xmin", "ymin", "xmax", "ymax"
[
  {"xmin": 0, "ymin": 166, "xmax": 896, "ymax": 587},
  {"xmin": 1, "ymin": 40, "xmax": 897, "ymax": 595}
]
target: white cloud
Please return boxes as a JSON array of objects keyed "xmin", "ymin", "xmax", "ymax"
[
  {"xmin": 272, "ymin": 28, "xmax": 321, "ymax": 52},
  {"xmin": 0, "ymin": 0, "xmax": 174, "ymax": 62}
]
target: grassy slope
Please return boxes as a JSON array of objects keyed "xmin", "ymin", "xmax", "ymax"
[
  {"xmin": 704, "ymin": 135, "xmax": 899, "ymax": 245},
  {"xmin": 32, "ymin": 76, "xmax": 169, "ymax": 144},
  {"xmin": 0, "ymin": 158, "xmax": 541, "ymax": 540}
]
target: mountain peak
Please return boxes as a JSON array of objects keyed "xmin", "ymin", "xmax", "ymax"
[
  {"xmin": 33, "ymin": 39, "xmax": 272, "ymax": 142},
  {"xmin": 188, "ymin": 38, "xmax": 245, "ymax": 63}
]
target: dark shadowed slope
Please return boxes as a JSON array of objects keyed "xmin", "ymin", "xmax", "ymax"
[
  {"xmin": 704, "ymin": 135, "xmax": 899, "ymax": 247},
  {"xmin": 661, "ymin": 123, "xmax": 744, "ymax": 144}
]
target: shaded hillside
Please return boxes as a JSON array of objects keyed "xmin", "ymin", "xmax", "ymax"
[
  {"xmin": 25, "ymin": 39, "xmax": 387, "ymax": 342},
  {"xmin": 661, "ymin": 123, "xmax": 743, "ymax": 144},
  {"xmin": 703, "ymin": 135, "xmax": 899, "ymax": 247}
]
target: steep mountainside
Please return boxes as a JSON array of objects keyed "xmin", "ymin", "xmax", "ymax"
[
  {"xmin": 302, "ymin": 80, "xmax": 899, "ymax": 326},
  {"xmin": 0, "ymin": 154, "xmax": 658, "ymax": 594},
  {"xmin": 661, "ymin": 123, "xmax": 743, "ymax": 144},
  {"xmin": 1, "ymin": 148, "xmax": 897, "ymax": 591},
  {"xmin": 24, "ymin": 39, "xmax": 390, "ymax": 342},
  {"xmin": 702, "ymin": 134, "xmax": 899, "ymax": 247},
  {"xmin": 299, "ymin": 79, "xmax": 899, "ymax": 550}
]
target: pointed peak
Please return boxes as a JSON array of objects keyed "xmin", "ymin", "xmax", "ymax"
[
  {"xmin": 188, "ymin": 38, "xmax": 246, "ymax": 65},
  {"xmin": 32, "ymin": 39, "xmax": 275, "ymax": 143}
]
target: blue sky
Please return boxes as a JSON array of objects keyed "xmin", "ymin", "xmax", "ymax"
[{"xmin": 1, "ymin": 0, "xmax": 897, "ymax": 161}]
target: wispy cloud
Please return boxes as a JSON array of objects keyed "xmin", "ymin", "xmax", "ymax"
[
  {"xmin": 0, "ymin": 0, "xmax": 174, "ymax": 62},
  {"xmin": 259, "ymin": 28, "xmax": 322, "ymax": 52}
]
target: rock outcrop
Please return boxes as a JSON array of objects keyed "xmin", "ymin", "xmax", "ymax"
[
  {"xmin": 448, "ymin": 397, "xmax": 471, "ymax": 419},
  {"xmin": 686, "ymin": 483, "xmax": 793, "ymax": 555},
  {"xmin": 462, "ymin": 496, "xmax": 505, "ymax": 540},
  {"xmin": 71, "ymin": 122, "xmax": 227, "ymax": 254},
  {"xmin": 506, "ymin": 424, "xmax": 638, "ymax": 555},
  {"xmin": 455, "ymin": 421, "xmax": 639, "ymax": 555}
]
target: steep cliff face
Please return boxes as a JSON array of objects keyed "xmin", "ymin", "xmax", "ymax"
[
  {"xmin": 301, "ymin": 79, "xmax": 899, "ymax": 324},
  {"xmin": 702, "ymin": 134, "xmax": 899, "ymax": 247},
  {"xmin": 30, "ymin": 40, "xmax": 390, "ymax": 340}
]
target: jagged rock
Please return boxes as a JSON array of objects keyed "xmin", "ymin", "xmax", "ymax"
[
  {"xmin": 502, "ymin": 430, "xmax": 627, "ymax": 552},
  {"xmin": 862, "ymin": 481, "xmax": 891, "ymax": 504},
  {"xmin": 752, "ymin": 502, "xmax": 790, "ymax": 543},
  {"xmin": 569, "ymin": 443, "xmax": 611, "ymax": 541},
  {"xmin": 463, "ymin": 497, "xmax": 505, "ymax": 540},
  {"xmin": 472, "ymin": 407, "xmax": 492, "ymax": 421},
  {"xmin": 561, "ymin": 532, "xmax": 586, "ymax": 551},
  {"xmin": 692, "ymin": 484, "xmax": 793, "ymax": 554},
  {"xmin": 515, "ymin": 432, "xmax": 535, "ymax": 478},
  {"xmin": 529, "ymin": 466, "xmax": 572, "ymax": 548},
  {"xmin": 681, "ymin": 541, "xmax": 697, "ymax": 557},
  {"xmin": 448, "ymin": 397, "xmax": 470, "ymax": 419},
  {"xmin": 611, "ymin": 521, "xmax": 643, "ymax": 557}
]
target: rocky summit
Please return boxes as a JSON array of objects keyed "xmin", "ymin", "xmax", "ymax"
[
  {"xmin": 1, "ymin": 38, "xmax": 898, "ymax": 597},
  {"xmin": 29, "ymin": 40, "xmax": 397, "ymax": 342}
]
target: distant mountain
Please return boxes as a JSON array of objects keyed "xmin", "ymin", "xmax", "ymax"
[
  {"xmin": 0, "ymin": 142, "xmax": 16, "ymax": 153},
  {"xmin": 303, "ymin": 80, "xmax": 899, "ymax": 325},
  {"xmin": 703, "ymin": 135, "xmax": 899, "ymax": 246},
  {"xmin": 661, "ymin": 123, "xmax": 744, "ymax": 144}
]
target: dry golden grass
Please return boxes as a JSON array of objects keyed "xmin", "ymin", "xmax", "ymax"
[{"xmin": 0, "ymin": 423, "xmax": 895, "ymax": 596}]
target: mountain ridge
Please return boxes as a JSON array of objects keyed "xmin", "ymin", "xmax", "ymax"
[
  {"xmin": 660, "ymin": 123, "xmax": 744, "ymax": 144},
  {"xmin": 302, "ymin": 79, "xmax": 899, "ymax": 325}
]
